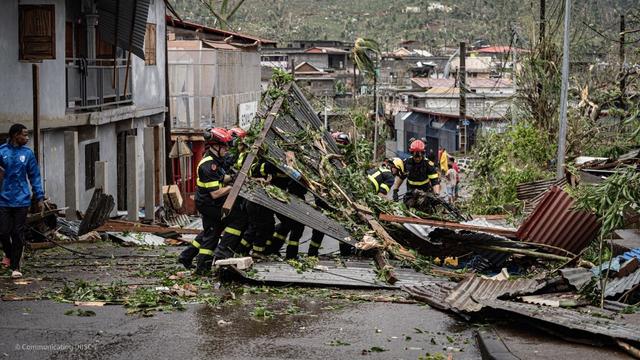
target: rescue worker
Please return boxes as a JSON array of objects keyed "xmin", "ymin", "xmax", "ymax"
[
  {"xmin": 392, "ymin": 139, "xmax": 440, "ymax": 202},
  {"xmin": 367, "ymin": 158, "xmax": 403, "ymax": 197},
  {"xmin": 235, "ymin": 160, "xmax": 287, "ymax": 258},
  {"xmin": 178, "ymin": 128, "xmax": 233, "ymax": 274},
  {"xmin": 212, "ymin": 127, "xmax": 250, "ymax": 260}
]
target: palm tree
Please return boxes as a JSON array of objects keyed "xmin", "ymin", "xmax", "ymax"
[{"xmin": 352, "ymin": 38, "xmax": 381, "ymax": 160}]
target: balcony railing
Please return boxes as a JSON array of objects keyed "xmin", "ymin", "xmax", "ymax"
[{"xmin": 65, "ymin": 58, "xmax": 133, "ymax": 112}]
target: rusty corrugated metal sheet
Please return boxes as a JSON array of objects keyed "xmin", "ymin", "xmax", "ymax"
[
  {"xmin": 482, "ymin": 299, "xmax": 640, "ymax": 343},
  {"xmin": 516, "ymin": 187, "xmax": 600, "ymax": 256},
  {"xmin": 444, "ymin": 276, "xmax": 546, "ymax": 312}
]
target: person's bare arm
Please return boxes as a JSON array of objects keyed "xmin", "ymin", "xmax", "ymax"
[{"xmin": 210, "ymin": 186, "xmax": 231, "ymax": 200}]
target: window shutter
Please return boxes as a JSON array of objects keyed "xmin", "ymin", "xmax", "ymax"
[
  {"xmin": 144, "ymin": 23, "xmax": 156, "ymax": 65},
  {"xmin": 19, "ymin": 5, "xmax": 56, "ymax": 61}
]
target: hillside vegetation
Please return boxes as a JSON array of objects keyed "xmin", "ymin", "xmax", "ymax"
[{"xmin": 171, "ymin": 0, "xmax": 638, "ymax": 58}]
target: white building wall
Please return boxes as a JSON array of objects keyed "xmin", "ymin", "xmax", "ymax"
[{"xmin": 0, "ymin": 0, "xmax": 66, "ymax": 131}]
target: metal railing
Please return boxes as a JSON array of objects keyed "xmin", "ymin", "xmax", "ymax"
[{"xmin": 65, "ymin": 58, "xmax": 133, "ymax": 112}]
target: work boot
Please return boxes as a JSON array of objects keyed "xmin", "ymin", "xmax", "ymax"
[
  {"xmin": 194, "ymin": 256, "xmax": 214, "ymax": 276},
  {"xmin": 177, "ymin": 256, "xmax": 193, "ymax": 270}
]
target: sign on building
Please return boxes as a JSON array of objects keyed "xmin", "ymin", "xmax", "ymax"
[{"xmin": 238, "ymin": 101, "xmax": 258, "ymax": 130}]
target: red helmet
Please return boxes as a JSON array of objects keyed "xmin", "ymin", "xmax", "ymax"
[
  {"xmin": 229, "ymin": 127, "xmax": 247, "ymax": 139},
  {"xmin": 409, "ymin": 140, "xmax": 425, "ymax": 154},
  {"xmin": 204, "ymin": 127, "xmax": 232, "ymax": 145},
  {"xmin": 332, "ymin": 131, "xmax": 350, "ymax": 145}
]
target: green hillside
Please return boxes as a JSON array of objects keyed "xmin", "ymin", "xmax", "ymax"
[{"xmin": 170, "ymin": 0, "xmax": 638, "ymax": 58}]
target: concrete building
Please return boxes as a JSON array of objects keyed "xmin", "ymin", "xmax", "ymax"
[{"xmin": 0, "ymin": 0, "xmax": 168, "ymax": 215}]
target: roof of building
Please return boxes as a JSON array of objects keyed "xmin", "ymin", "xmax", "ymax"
[
  {"xmin": 409, "ymin": 106, "xmax": 508, "ymax": 121},
  {"xmin": 304, "ymin": 47, "xmax": 350, "ymax": 54},
  {"xmin": 168, "ymin": 39, "xmax": 241, "ymax": 51},
  {"xmin": 411, "ymin": 77, "xmax": 513, "ymax": 89},
  {"xmin": 451, "ymin": 56, "xmax": 493, "ymax": 72},
  {"xmin": 166, "ymin": 15, "xmax": 277, "ymax": 45},
  {"xmin": 473, "ymin": 46, "xmax": 527, "ymax": 54}
]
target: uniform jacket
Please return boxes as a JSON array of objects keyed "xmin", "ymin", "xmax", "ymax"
[{"xmin": 0, "ymin": 142, "xmax": 44, "ymax": 208}]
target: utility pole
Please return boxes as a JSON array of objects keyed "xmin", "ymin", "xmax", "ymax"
[
  {"xmin": 373, "ymin": 70, "xmax": 379, "ymax": 161},
  {"xmin": 619, "ymin": 15, "xmax": 626, "ymax": 110},
  {"xmin": 556, "ymin": 0, "xmax": 571, "ymax": 179},
  {"xmin": 458, "ymin": 42, "xmax": 467, "ymax": 153}
]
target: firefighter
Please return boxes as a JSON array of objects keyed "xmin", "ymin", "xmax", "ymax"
[
  {"xmin": 392, "ymin": 140, "xmax": 440, "ymax": 202},
  {"xmin": 212, "ymin": 127, "xmax": 251, "ymax": 261},
  {"xmin": 235, "ymin": 160, "xmax": 288, "ymax": 258},
  {"xmin": 177, "ymin": 128, "xmax": 233, "ymax": 274},
  {"xmin": 368, "ymin": 158, "xmax": 403, "ymax": 197}
]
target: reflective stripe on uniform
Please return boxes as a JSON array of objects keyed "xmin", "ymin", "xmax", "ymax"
[
  {"xmin": 266, "ymin": 240, "xmax": 273, "ymax": 246},
  {"xmin": 224, "ymin": 227, "xmax": 242, "ymax": 236},
  {"xmin": 287, "ymin": 240, "xmax": 299, "ymax": 246},
  {"xmin": 192, "ymin": 240, "xmax": 201, "ymax": 248},
  {"xmin": 408, "ymin": 179, "xmax": 430, "ymax": 186},
  {"xmin": 260, "ymin": 163, "xmax": 267, "ymax": 176},
  {"xmin": 273, "ymin": 232, "xmax": 287, "ymax": 241},
  {"xmin": 199, "ymin": 248, "xmax": 214, "ymax": 256},
  {"xmin": 196, "ymin": 179, "xmax": 221, "ymax": 189},
  {"xmin": 368, "ymin": 174, "xmax": 380, "ymax": 193},
  {"xmin": 196, "ymin": 156, "xmax": 221, "ymax": 189},
  {"xmin": 428, "ymin": 173, "xmax": 439, "ymax": 179},
  {"xmin": 380, "ymin": 183, "xmax": 390, "ymax": 193},
  {"xmin": 240, "ymin": 239, "xmax": 250, "ymax": 247},
  {"xmin": 310, "ymin": 241, "xmax": 321, "ymax": 248},
  {"xmin": 253, "ymin": 245, "xmax": 265, "ymax": 252}
]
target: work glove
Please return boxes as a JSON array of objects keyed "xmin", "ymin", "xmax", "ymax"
[{"xmin": 392, "ymin": 189, "xmax": 399, "ymax": 202}]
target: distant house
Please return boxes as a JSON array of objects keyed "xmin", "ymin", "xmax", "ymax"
[
  {"xmin": 294, "ymin": 62, "xmax": 336, "ymax": 98},
  {"xmin": 450, "ymin": 56, "xmax": 494, "ymax": 78},
  {"xmin": 410, "ymin": 78, "xmax": 514, "ymax": 95},
  {"xmin": 0, "ymin": 0, "xmax": 168, "ymax": 215}
]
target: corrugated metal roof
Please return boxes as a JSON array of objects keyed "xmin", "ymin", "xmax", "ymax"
[
  {"xmin": 231, "ymin": 260, "xmax": 437, "ymax": 289},
  {"xmin": 482, "ymin": 298, "xmax": 640, "ymax": 343},
  {"xmin": 411, "ymin": 77, "xmax": 513, "ymax": 89},
  {"xmin": 166, "ymin": 15, "xmax": 277, "ymax": 45},
  {"xmin": 603, "ymin": 269, "xmax": 640, "ymax": 298},
  {"xmin": 304, "ymin": 47, "xmax": 349, "ymax": 54},
  {"xmin": 239, "ymin": 185, "xmax": 353, "ymax": 245},
  {"xmin": 444, "ymin": 276, "xmax": 546, "ymax": 312},
  {"xmin": 97, "ymin": 0, "xmax": 151, "ymax": 60},
  {"xmin": 516, "ymin": 187, "xmax": 600, "ymax": 256},
  {"xmin": 516, "ymin": 178, "xmax": 568, "ymax": 201},
  {"xmin": 402, "ymin": 281, "xmax": 458, "ymax": 311},
  {"xmin": 559, "ymin": 267, "xmax": 594, "ymax": 291}
]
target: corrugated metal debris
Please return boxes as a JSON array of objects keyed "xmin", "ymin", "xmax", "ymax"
[
  {"xmin": 520, "ymin": 292, "xmax": 587, "ymax": 308},
  {"xmin": 516, "ymin": 178, "xmax": 568, "ymax": 201},
  {"xmin": 482, "ymin": 298, "xmax": 640, "ymax": 343},
  {"xmin": 559, "ymin": 267, "xmax": 594, "ymax": 291},
  {"xmin": 444, "ymin": 275, "xmax": 546, "ymax": 312},
  {"xmin": 231, "ymin": 260, "xmax": 435, "ymax": 289},
  {"xmin": 401, "ymin": 281, "xmax": 458, "ymax": 311},
  {"xmin": 108, "ymin": 232, "xmax": 166, "ymax": 246},
  {"xmin": 603, "ymin": 269, "xmax": 640, "ymax": 299},
  {"xmin": 516, "ymin": 187, "xmax": 600, "ymax": 256},
  {"xmin": 239, "ymin": 186, "xmax": 353, "ymax": 245}
]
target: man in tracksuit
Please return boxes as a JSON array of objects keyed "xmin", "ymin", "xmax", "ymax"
[{"xmin": 0, "ymin": 124, "xmax": 44, "ymax": 279}]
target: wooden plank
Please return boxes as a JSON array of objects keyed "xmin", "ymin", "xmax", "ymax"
[
  {"xmin": 374, "ymin": 250, "xmax": 398, "ymax": 285},
  {"xmin": 360, "ymin": 213, "xmax": 416, "ymax": 262},
  {"xmin": 379, "ymin": 213, "xmax": 518, "ymax": 239},
  {"xmin": 95, "ymin": 220, "xmax": 201, "ymax": 235},
  {"xmin": 222, "ymin": 91, "xmax": 288, "ymax": 215}
]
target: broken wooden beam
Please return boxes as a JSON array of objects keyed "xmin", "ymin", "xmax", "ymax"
[
  {"xmin": 360, "ymin": 213, "xmax": 416, "ymax": 262},
  {"xmin": 374, "ymin": 250, "xmax": 398, "ymax": 285},
  {"xmin": 378, "ymin": 213, "xmax": 518, "ymax": 239},
  {"xmin": 95, "ymin": 220, "xmax": 201, "ymax": 235},
  {"xmin": 222, "ymin": 87, "xmax": 289, "ymax": 216}
]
